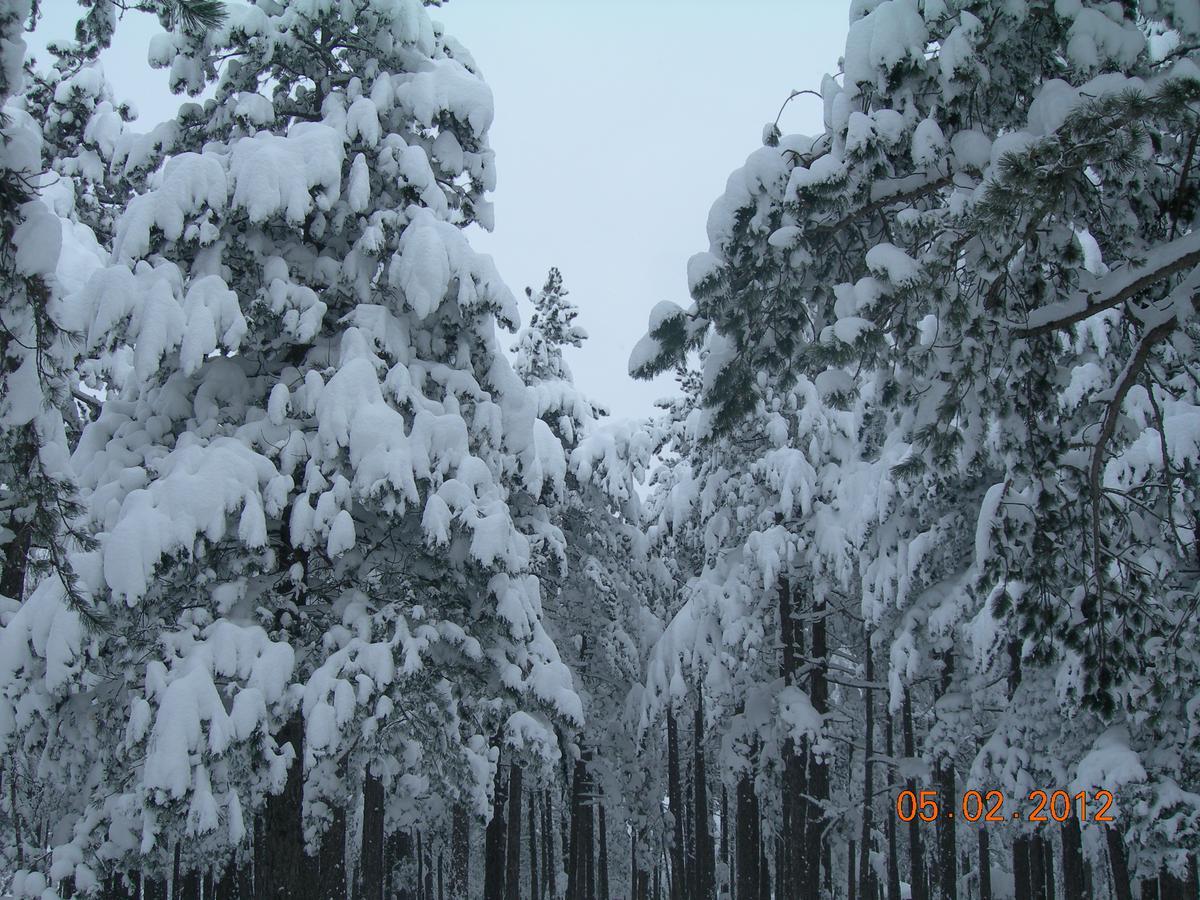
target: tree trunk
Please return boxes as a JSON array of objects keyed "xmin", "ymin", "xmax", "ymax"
[
  {"xmin": 936, "ymin": 651, "xmax": 957, "ymax": 900},
  {"xmin": 0, "ymin": 524, "xmax": 30, "ymax": 602},
  {"xmin": 693, "ymin": 696, "xmax": 714, "ymax": 900},
  {"xmin": 258, "ymin": 714, "xmax": 309, "ymax": 898},
  {"xmin": 886, "ymin": 711, "xmax": 901, "ymax": 900},
  {"xmin": 544, "ymin": 790, "xmax": 557, "ymax": 900},
  {"xmin": 485, "ymin": 744, "xmax": 509, "ymax": 900},
  {"xmin": 860, "ymin": 641, "xmax": 877, "ymax": 900},
  {"xmin": 778, "ymin": 575, "xmax": 806, "ymax": 900},
  {"xmin": 451, "ymin": 804, "xmax": 470, "ymax": 900},
  {"xmin": 143, "ymin": 872, "xmax": 168, "ymax": 900},
  {"xmin": 1105, "ymin": 828, "xmax": 1133, "ymax": 900},
  {"xmin": 361, "ymin": 769, "xmax": 385, "ymax": 900},
  {"xmin": 735, "ymin": 771, "xmax": 760, "ymax": 900},
  {"xmin": 1030, "ymin": 834, "xmax": 1046, "ymax": 900},
  {"xmin": 1043, "ymin": 835, "xmax": 1055, "ymax": 900},
  {"xmin": 567, "ymin": 757, "xmax": 585, "ymax": 900},
  {"xmin": 903, "ymin": 694, "xmax": 925, "ymax": 900},
  {"xmin": 1015, "ymin": 835, "xmax": 1032, "ymax": 900},
  {"xmin": 668, "ymin": 708, "xmax": 687, "ymax": 900},
  {"xmin": 530, "ymin": 790, "xmax": 540, "ymax": 900},
  {"xmin": 849, "ymin": 840, "xmax": 858, "ymax": 900},
  {"xmin": 318, "ymin": 804, "xmax": 347, "ymax": 899},
  {"xmin": 507, "ymin": 764, "xmax": 524, "ymax": 900},
  {"xmin": 1062, "ymin": 818, "xmax": 1084, "ymax": 900},
  {"xmin": 720, "ymin": 785, "xmax": 729, "ymax": 899},
  {"xmin": 978, "ymin": 829, "xmax": 991, "ymax": 900},
  {"xmin": 598, "ymin": 801, "xmax": 610, "ymax": 900},
  {"xmin": 806, "ymin": 595, "xmax": 829, "ymax": 900}
]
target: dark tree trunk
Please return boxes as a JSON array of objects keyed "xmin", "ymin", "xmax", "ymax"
[
  {"xmin": 529, "ymin": 790, "xmax": 540, "ymax": 900},
  {"xmin": 361, "ymin": 769, "xmax": 386, "ymax": 900},
  {"xmin": 143, "ymin": 872, "xmax": 167, "ymax": 900},
  {"xmin": 936, "ymin": 651, "xmax": 957, "ymax": 900},
  {"xmin": 451, "ymin": 804, "xmax": 470, "ymax": 900},
  {"xmin": 1043, "ymin": 835, "xmax": 1056, "ymax": 900},
  {"xmin": 693, "ymin": 696, "xmax": 714, "ymax": 900},
  {"xmin": 598, "ymin": 801, "xmax": 610, "ymax": 900},
  {"xmin": 417, "ymin": 830, "xmax": 426, "ymax": 900},
  {"xmin": 720, "ymin": 785, "xmax": 729, "ymax": 899},
  {"xmin": 734, "ymin": 771, "xmax": 759, "ymax": 900},
  {"xmin": 544, "ymin": 790, "xmax": 557, "ymax": 900},
  {"xmin": 903, "ymin": 694, "xmax": 925, "ymax": 900},
  {"xmin": 1105, "ymin": 828, "xmax": 1133, "ymax": 900},
  {"xmin": 485, "ymin": 745, "xmax": 509, "ymax": 900},
  {"xmin": 318, "ymin": 804, "xmax": 347, "ymax": 899},
  {"xmin": 507, "ymin": 764, "xmax": 524, "ymax": 900},
  {"xmin": 1030, "ymin": 834, "xmax": 1046, "ymax": 900},
  {"xmin": 258, "ymin": 714, "xmax": 309, "ymax": 898},
  {"xmin": 806, "ymin": 595, "xmax": 829, "ymax": 900},
  {"xmin": 778, "ymin": 575, "xmax": 806, "ymax": 900},
  {"xmin": 668, "ymin": 709, "xmax": 687, "ymax": 900},
  {"xmin": 860, "ymin": 642, "xmax": 877, "ymax": 900},
  {"xmin": 1141, "ymin": 879, "xmax": 1159, "ymax": 900},
  {"xmin": 886, "ymin": 711, "xmax": 901, "ymax": 900},
  {"xmin": 978, "ymin": 829, "xmax": 991, "ymax": 900},
  {"xmin": 439, "ymin": 850, "xmax": 445, "ymax": 900},
  {"xmin": 567, "ymin": 756, "xmax": 584, "ymax": 900},
  {"xmin": 0, "ymin": 524, "xmax": 30, "ymax": 602},
  {"xmin": 848, "ymin": 840, "xmax": 858, "ymax": 900},
  {"xmin": 1062, "ymin": 818, "xmax": 1085, "ymax": 900},
  {"xmin": 584, "ymin": 785, "xmax": 595, "ymax": 900},
  {"xmin": 1015, "ymin": 835, "xmax": 1032, "ymax": 900}
]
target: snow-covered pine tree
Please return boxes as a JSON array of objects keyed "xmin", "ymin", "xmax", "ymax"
[
  {"xmin": 512, "ymin": 268, "xmax": 661, "ymax": 900},
  {"xmin": 635, "ymin": 0, "xmax": 1200, "ymax": 896},
  {"xmin": 0, "ymin": 0, "xmax": 582, "ymax": 895}
]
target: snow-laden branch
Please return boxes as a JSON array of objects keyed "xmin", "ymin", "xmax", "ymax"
[{"xmin": 1014, "ymin": 230, "xmax": 1200, "ymax": 337}]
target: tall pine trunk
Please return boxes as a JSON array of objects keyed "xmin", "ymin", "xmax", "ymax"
[
  {"xmin": 735, "ymin": 770, "xmax": 760, "ymax": 900},
  {"xmin": 778, "ymin": 575, "xmax": 806, "ymax": 900},
  {"xmin": 361, "ymin": 768, "xmax": 385, "ymax": 900},
  {"xmin": 935, "ymin": 650, "xmax": 957, "ymax": 900},
  {"xmin": 859, "ymin": 641, "xmax": 877, "ymax": 900},
  {"xmin": 507, "ymin": 764, "xmax": 524, "ymax": 900},
  {"xmin": 977, "ymin": 829, "xmax": 991, "ymax": 900},
  {"xmin": 1015, "ymin": 835, "xmax": 1032, "ymax": 900},
  {"xmin": 903, "ymin": 693, "xmax": 925, "ymax": 900},
  {"xmin": 598, "ymin": 801, "xmax": 610, "ymax": 900},
  {"xmin": 544, "ymin": 790, "xmax": 557, "ymax": 900},
  {"xmin": 529, "ymin": 790, "xmax": 540, "ymax": 900},
  {"xmin": 318, "ymin": 804, "xmax": 347, "ymax": 899},
  {"xmin": 806, "ymin": 596, "xmax": 829, "ymax": 900},
  {"xmin": 451, "ymin": 805, "xmax": 470, "ymax": 900},
  {"xmin": 668, "ymin": 708, "xmax": 687, "ymax": 900},
  {"xmin": 485, "ymin": 744, "xmax": 509, "ymax": 900},
  {"xmin": 258, "ymin": 714, "xmax": 309, "ymax": 898},
  {"xmin": 885, "ymin": 711, "xmax": 901, "ymax": 900},
  {"xmin": 1062, "ymin": 818, "xmax": 1086, "ymax": 900},
  {"xmin": 693, "ymin": 696, "xmax": 714, "ymax": 900},
  {"xmin": 1105, "ymin": 828, "xmax": 1133, "ymax": 900}
]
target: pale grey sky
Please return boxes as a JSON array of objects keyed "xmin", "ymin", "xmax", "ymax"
[{"xmin": 31, "ymin": 0, "xmax": 852, "ymax": 420}]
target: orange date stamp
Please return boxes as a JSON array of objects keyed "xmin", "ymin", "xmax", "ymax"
[{"xmin": 895, "ymin": 789, "xmax": 1115, "ymax": 823}]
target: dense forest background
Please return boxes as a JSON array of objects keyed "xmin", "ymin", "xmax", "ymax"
[{"xmin": 1, "ymin": 0, "xmax": 1199, "ymax": 898}]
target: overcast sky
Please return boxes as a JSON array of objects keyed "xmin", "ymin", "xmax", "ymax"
[{"xmin": 31, "ymin": 0, "xmax": 852, "ymax": 421}]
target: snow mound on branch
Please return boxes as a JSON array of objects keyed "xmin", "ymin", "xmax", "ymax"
[
  {"xmin": 230, "ymin": 122, "xmax": 344, "ymax": 223},
  {"xmin": 94, "ymin": 436, "xmax": 281, "ymax": 604}
]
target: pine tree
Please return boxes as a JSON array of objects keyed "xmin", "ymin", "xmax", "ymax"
[{"xmin": 1, "ymin": 0, "xmax": 581, "ymax": 891}]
